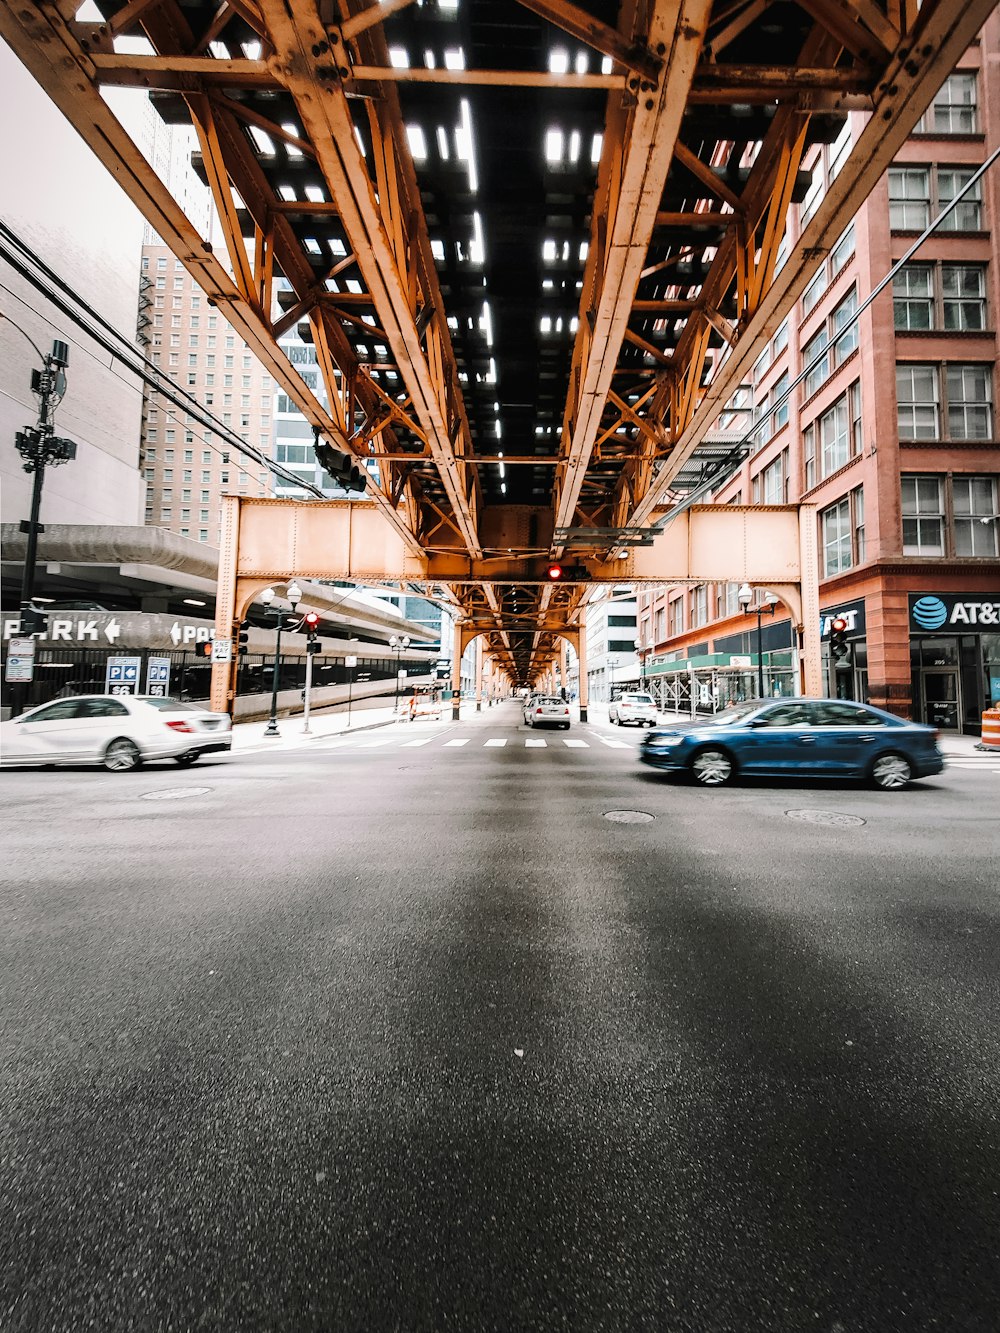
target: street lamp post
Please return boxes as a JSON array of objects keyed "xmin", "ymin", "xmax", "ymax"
[
  {"xmin": 633, "ymin": 639, "xmax": 651, "ymax": 688},
  {"xmin": 607, "ymin": 655, "xmax": 617, "ymax": 702},
  {"xmin": 738, "ymin": 584, "xmax": 778, "ymax": 698},
  {"xmin": 389, "ymin": 633, "xmax": 410, "ymax": 713},
  {"xmin": 260, "ymin": 582, "xmax": 302, "ymax": 737}
]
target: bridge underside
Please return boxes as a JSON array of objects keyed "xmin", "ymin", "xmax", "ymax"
[
  {"xmin": 211, "ymin": 494, "xmax": 821, "ymax": 704},
  {"xmin": 0, "ymin": 0, "xmax": 992, "ymax": 685}
]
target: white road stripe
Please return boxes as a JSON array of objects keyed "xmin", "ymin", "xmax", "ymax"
[
  {"xmin": 444, "ymin": 738, "xmax": 470, "ymax": 747},
  {"xmin": 563, "ymin": 739, "xmax": 589, "ymax": 748},
  {"xmin": 595, "ymin": 736, "xmax": 630, "ymax": 748},
  {"xmin": 484, "ymin": 738, "xmax": 507, "ymax": 747},
  {"xmin": 525, "ymin": 739, "xmax": 547, "ymax": 748},
  {"xmin": 355, "ymin": 736, "xmax": 398, "ymax": 747},
  {"xmin": 401, "ymin": 737, "xmax": 435, "ymax": 747}
]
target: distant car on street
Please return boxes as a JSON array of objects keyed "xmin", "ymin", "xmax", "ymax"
[
  {"xmin": 609, "ymin": 691, "xmax": 658, "ymax": 727},
  {"xmin": 0, "ymin": 695, "xmax": 232, "ymax": 771},
  {"xmin": 638, "ymin": 698, "xmax": 944, "ymax": 790},
  {"xmin": 523, "ymin": 695, "xmax": 572, "ymax": 729}
]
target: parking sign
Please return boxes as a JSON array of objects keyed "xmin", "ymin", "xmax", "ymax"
[
  {"xmin": 105, "ymin": 656, "xmax": 141, "ymax": 696},
  {"xmin": 146, "ymin": 657, "xmax": 171, "ymax": 697}
]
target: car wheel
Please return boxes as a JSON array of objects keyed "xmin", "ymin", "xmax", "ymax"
[
  {"xmin": 103, "ymin": 738, "xmax": 142, "ymax": 772},
  {"xmin": 174, "ymin": 751, "xmax": 201, "ymax": 766},
  {"xmin": 690, "ymin": 747, "xmax": 734, "ymax": 787},
  {"xmin": 871, "ymin": 752, "xmax": 912, "ymax": 791}
]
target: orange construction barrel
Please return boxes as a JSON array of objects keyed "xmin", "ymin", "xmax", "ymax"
[{"xmin": 981, "ymin": 707, "xmax": 1000, "ymax": 750}]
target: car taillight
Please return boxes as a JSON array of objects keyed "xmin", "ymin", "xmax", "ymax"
[
  {"xmin": 564, "ymin": 707, "xmax": 569, "ymax": 714},
  {"xmin": 165, "ymin": 720, "xmax": 194, "ymax": 733},
  {"xmin": 536, "ymin": 707, "xmax": 543, "ymax": 714}
]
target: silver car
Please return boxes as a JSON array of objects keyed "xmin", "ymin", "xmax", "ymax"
[
  {"xmin": 609, "ymin": 691, "xmax": 658, "ymax": 727},
  {"xmin": 0, "ymin": 694, "xmax": 232, "ymax": 771},
  {"xmin": 523, "ymin": 695, "xmax": 572, "ymax": 729}
]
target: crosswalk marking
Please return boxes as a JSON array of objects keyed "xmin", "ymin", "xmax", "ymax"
[
  {"xmin": 563, "ymin": 739, "xmax": 589, "ymax": 748},
  {"xmin": 401, "ymin": 736, "xmax": 435, "ymax": 747},
  {"xmin": 596, "ymin": 736, "xmax": 630, "ymax": 748},
  {"xmin": 356, "ymin": 735, "xmax": 398, "ymax": 747},
  {"xmin": 444, "ymin": 738, "xmax": 470, "ymax": 747},
  {"xmin": 484, "ymin": 738, "xmax": 507, "ymax": 747},
  {"xmin": 525, "ymin": 738, "xmax": 547, "ymax": 748}
]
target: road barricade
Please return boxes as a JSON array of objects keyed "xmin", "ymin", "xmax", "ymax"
[{"xmin": 981, "ymin": 706, "xmax": 1000, "ymax": 749}]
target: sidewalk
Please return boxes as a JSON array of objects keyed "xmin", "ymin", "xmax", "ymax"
[{"xmin": 231, "ymin": 698, "xmax": 487, "ymax": 751}]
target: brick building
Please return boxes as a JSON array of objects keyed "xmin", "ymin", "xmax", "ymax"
[{"xmin": 637, "ymin": 16, "xmax": 1000, "ymax": 736}]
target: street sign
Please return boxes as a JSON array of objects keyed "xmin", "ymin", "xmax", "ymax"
[
  {"xmin": 5, "ymin": 637, "xmax": 35, "ymax": 683},
  {"xmin": 146, "ymin": 656, "xmax": 171, "ymax": 697},
  {"xmin": 345, "ymin": 655, "xmax": 357, "ymax": 667},
  {"xmin": 105, "ymin": 655, "xmax": 141, "ymax": 695},
  {"xmin": 211, "ymin": 638, "xmax": 232, "ymax": 663}
]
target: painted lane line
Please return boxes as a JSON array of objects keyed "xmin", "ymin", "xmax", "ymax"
[
  {"xmin": 525, "ymin": 739, "xmax": 547, "ymax": 748},
  {"xmin": 355, "ymin": 736, "xmax": 399, "ymax": 747},
  {"xmin": 595, "ymin": 736, "xmax": 630, "ymax": 748},
  {"xmin": 401, "ymin": 737, "xmax": 435, "ymax": 747},
  {"xmin": 563, "ymin": 739, "xmax": 589, "ymax": 748},
  {"xmin": 484, "ymin": 739, "xmax": 507, "ymax": 747},
  {"xmin": 444, "ymin": 738, "xmax": 470, "ymax": 747}
]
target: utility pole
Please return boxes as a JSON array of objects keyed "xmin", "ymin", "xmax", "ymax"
[{"xmin": 7, "ymin": 332, "xmax": 78, "ymax": 717}]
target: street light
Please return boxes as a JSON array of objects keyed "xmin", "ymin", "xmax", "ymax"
[
  {"xmin": 389, "ymin": 633, "xmax": 410, "ymax": 713},
  {"xmin": 737, "ymin": 583, "xmax": 778, "ymax": 699},
  {"xmin": 260, "ymin": 581, "xmax": 302, "ymax": 737},
  {"xmin": 607, "ymin": 654, "xmax": 618, "ymax": 702}
]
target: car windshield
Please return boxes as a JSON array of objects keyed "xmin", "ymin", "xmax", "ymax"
[
  {"xmin": 137, "ymin": 697, "xmax": 202, "ymax": 712},
  {"xmin": 621, "ymin": 694, "xmax": 653, "ymax": 705},
  {"xmin": 535, "ymin": 697, "xmax": 562, "ymax": 705},
  {"xmin": 708, "ymin": 702, "xmax": 765, "ymax": 726}
]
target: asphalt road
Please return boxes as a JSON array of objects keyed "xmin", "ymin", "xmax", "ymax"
[{"xmin": 2, "ymin": 701, "xmax": 999, "ymax": 1332}]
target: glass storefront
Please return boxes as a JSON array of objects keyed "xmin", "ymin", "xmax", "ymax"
[{"xmin": 910, "ymin": 634, "xmax": 997, "ymax": 732}]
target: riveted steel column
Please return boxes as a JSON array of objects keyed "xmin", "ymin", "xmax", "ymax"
[{"xmin": 452, "ymin": 621, "xmax": 464, "ymax": 721}]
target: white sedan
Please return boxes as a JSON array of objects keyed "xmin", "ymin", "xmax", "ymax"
[{"xmin": 0, "ymin": 695, "xmax": 232, "ymax": 771}]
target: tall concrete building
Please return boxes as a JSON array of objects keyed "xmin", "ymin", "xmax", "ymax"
[{"xmin": 637, "ymin": 16, "xmax": 1000, "ymax": 737}]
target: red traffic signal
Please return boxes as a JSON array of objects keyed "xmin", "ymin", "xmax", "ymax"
[
  {"xmin": 830, "ymin": 616, "xmax": 848, "ymax": 633},
  {"xmin": 303, "ymin": 611, "xmax": 320, "ymax": 641},
  {"xmin": 546, "ymin": 563, "xmax": 563, "ymax": 581}
]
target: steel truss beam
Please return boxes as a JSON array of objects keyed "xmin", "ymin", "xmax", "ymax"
[{"xmin": 211, "ymin": 496, "xmax": 821, "ymax": 711}]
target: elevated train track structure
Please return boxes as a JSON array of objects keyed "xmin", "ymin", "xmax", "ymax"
[{"xmin": 1, "ymin": 0, "xmax": 993, "ymax": 711}]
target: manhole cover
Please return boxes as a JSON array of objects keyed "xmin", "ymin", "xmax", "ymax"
[
  {"xmin": 141, "ymin": 787, "xmax": 212, "ymax": 801},
  {"xmin": 604, "ymin": 809, "xmax": 655, "ymax": 824},
  {"xmin": 785, "ymin": 809, "xmax": 866, "ymax": 828}
]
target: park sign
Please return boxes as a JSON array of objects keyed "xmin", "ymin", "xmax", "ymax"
[
  {"xmin": 5, "ymin": 637, "xmax": 36, "ymax": 683},
  {"xmin": 909, "ymin": 593, "xmax": 1000, "ymax": 633}
]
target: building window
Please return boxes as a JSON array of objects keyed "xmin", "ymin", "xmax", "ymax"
[
  {"xmin": 853, "ymin": 484, "xmax": 866, "ymax": 563},
  {"xmin": 199, "ymin": 529, "xmax": 209, "ymax": 542},
  {"xmin": 937, "ymin": 168, "xmax": 982, "ymax": 231},
  {"xmin": 691, "ymin": 585, "xmax": 708, "ymax": 628},
  {"xmin": 184, "ymin": 449, "xmax": 193, "ymax": 462},
  {"xmin": 803, "ymin": 327, "xmax": 830, "ymax": 398},
  {"xmin": 901, "ymin": 475, "xmax": 944, "ymax": 554},
  {"xmin": 917, "ymin": 72, "xmax": 978, "ymax": 135},
  {"xmin": 830, "ymin": 223, "xmax": 855, "ymax": 278},
  {"xmin": 668, "ymin": 597, "xmax": 684, "ymax": 636},
  {"xmin": 942, "ymin": 266, "xmax": 986, "ymax": 331},
  {"xmin": 947, "ymin": 364, "xmax": 993, "ymax": 439},
  {"xmin": 802, "ymin": 266, "xmax": 828, "ymax": 316},
  {"xmin": 771, "ymin": 371, "xmax": 789, "ymax": 433},
  {"xmin": 893, "ymin": 265, "xmax": 934, "ymax": 330},
  {"xmin": 827, "ymin": 119, "xmax": 852, "ymax": 180},
  {"xmin": 896, "ymin": 364, "xmax": 940, "ymax": 439},
  {"xmin": 772, "ymin": 320, "xmax": 788, "ymax": 357},
  {"xmin": 804, "ymin": 383, "xmax": 862, "ymax": 487},
  {"xmin": 762, "ymin": 449, "xmax": 789, "ymax": 504},
  {"xmin": 202, "ymin": 450, "xmax": 212, "ymax": 463},
  {"xmin": 953, "ymin": 476, "xmax": 999, "ymax": 556},
  {"xmin": 831, "ymin": 287, "xmax": 858, "ymax": 364},
  {"xmin": 201, "ymin": 470, "xmax": 211, "ymax": 483},
  {"xmin": 200, "ymin": 509, "xmax": 210, "ymax": 522},
  {"xmin": 821, "ymin": 497, "xmax": 852, "ymax": 575},
  {"xmin": 889, "ymin": 167, "xmax": 929, "ymax": 230},
  {"xmin": 654, "ymin": 607, "xmax": 665, "ymax": 642}
]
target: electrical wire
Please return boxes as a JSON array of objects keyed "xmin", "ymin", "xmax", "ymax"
[{"xmin": 0, "ymin": 221, "xmax": 327, "ymax": 498}]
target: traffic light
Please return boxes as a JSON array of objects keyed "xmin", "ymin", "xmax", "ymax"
[
  {"xmin": 546, "ymin": 562, "xmax": 563, "ymax": 581},
  {"xmin": 830, "ymin": 616, "xmax": 850, "ymax": 661},
  {"xmin": 546, "ymin": 562, "xmax": 589, "ymax": 582},
  {"xmin": 314, "ymin": 441, "xmax": 368, "ymax": 493},
  {"xmin": 237, "ymin": 626, "xmax": 250, "ymax": 656},
  {"xmin": 303, "ymin": 611, "xmax": 320, "ymax": 641}
]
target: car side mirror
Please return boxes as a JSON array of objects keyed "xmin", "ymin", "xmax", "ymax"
[{"xmin": 747, "ymin": 718, "xmax": 767, "ymax": 728}]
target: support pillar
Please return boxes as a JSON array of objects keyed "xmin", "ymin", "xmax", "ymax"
[
  {"xmin": 797, "ymin": 504, "xmax": 822, "ymax": 697},
  {"xmin": 475, "ymin": 635, "xmax": 483, "ymax": 712},
  {"xmin": 574, "ymin": 630, "xmax": 589, "ymax": 722},
  {"xmin": 451, "ymin": 620, "xmax": 464, "ymax": 721}
]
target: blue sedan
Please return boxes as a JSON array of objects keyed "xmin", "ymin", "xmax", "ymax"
[{"xmin": 638, "ymin": 698, "xmax": 945, "ymax": 790}]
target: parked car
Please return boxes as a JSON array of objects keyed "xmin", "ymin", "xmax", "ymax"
[
  {"xmin": 638, "ymin": 698, "xmax": 944, "ymax": 790},
  {"xmin": 523, "ymin": 695, "xmax": 572, "ymax": 729},
  {"xmin": 0, "ymin": 695, "xmax": 232, "ymax": 771},
  {"xmin": 609, "ymin": 691, "xmax": 658, "ymax": 727}
]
